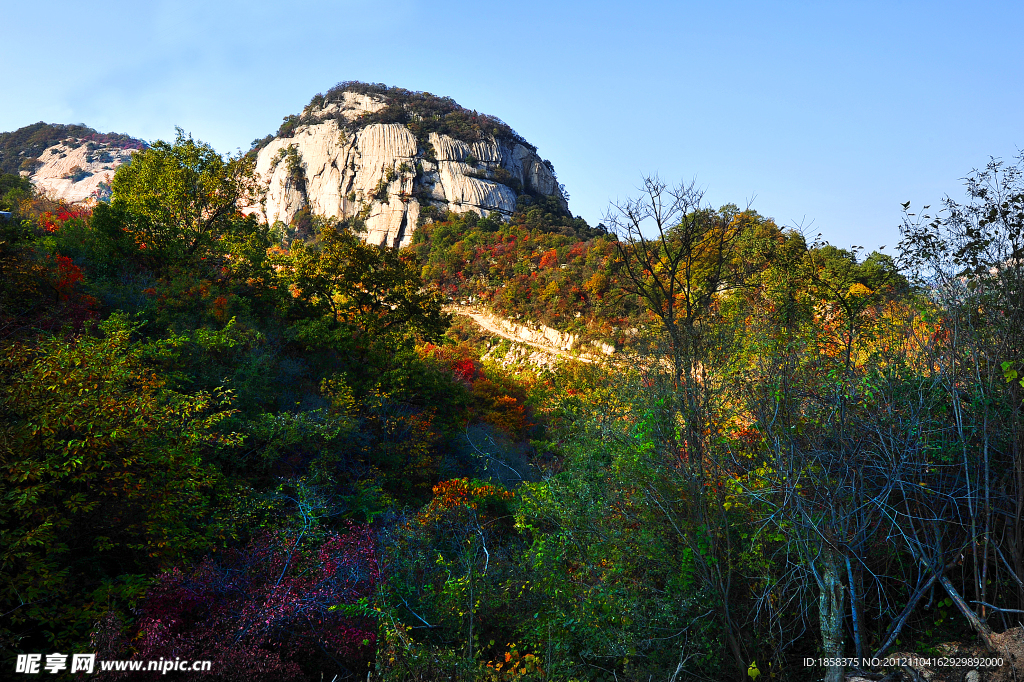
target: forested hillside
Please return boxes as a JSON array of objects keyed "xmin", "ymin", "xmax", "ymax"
[{"xmin": 2, "ymin": 128, "xmax": 1023, "ymax": 682}]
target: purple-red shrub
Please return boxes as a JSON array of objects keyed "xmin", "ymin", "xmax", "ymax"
[{"xmin": 97, "ymin": 524, "xmax": 379, "ymax": 680}]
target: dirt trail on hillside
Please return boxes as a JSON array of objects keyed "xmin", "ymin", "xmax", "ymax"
[{"xmin": 446, "ymin": 306, "xmax": 595, "ymax": 364}]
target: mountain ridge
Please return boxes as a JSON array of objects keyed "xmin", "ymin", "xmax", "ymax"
[
  {"xmin": 2, "ymin": 83, "xmax": 568, "ymax": 244},
  {"xmin": 247, "ymin": 82, "xmax": 570, "ymax": 247},
  {"xmin": 0, "ymin": 122, "xmax": 146, "ymax": 203}
]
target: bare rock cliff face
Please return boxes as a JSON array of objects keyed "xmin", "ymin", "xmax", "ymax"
[
  {"xmin": 250, "ymin": 89, "xmax": 567, "ymax": 247},
  {"xmin": 0, "ymin": 123, "xmax": 145, "ymax": 205},
  {"xmin": 29, "ymin": 141, "xmax": 137, "ymax": 204}
]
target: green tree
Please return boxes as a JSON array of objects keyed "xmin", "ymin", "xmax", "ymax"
[
  {"xmin": 603, "ymin": 177, "xmax": 754, "ymax": 677},
  {"xmin": 0, "ymin": 173, "xmax": 31, "ymax": 212},
  {"xmin": 285, "ymin": 219, "xmax": 449, "ymax": 341},
  {"xmin": 109, "ymin": 128, "xmax": 262, "ymax": 264},
  {"xmin": 0, "ymin": 314, "xmax": 235, "ymax": 651}
]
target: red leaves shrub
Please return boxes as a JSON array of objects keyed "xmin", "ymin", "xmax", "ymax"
[
  {"xmin": 50, "ymin": 255, "xmax": 99, "ymax": 328},
  {"xmin": 538, "ymin": 249, "xmax": 558, "ymax": 269},
  {"xmin": 54, "ymin": 255, "xmax": 84, "ymax": 297},
  {"xmin": 211, "ymin": 295, "xmax": 231, "ymax": 322},
  {"xmin": 38, "ymin": 206, "xmax": 91, "ymax": 233},
  {"xmin": 452, "ymin": 358, "xmax": 478, "ymax": 382},
  {"xmin": 421, "ymin": 342, "xmax": 480, "ymax": 385},
  {"xmin": 99, "ymin": 525, "xmax": 379, "ymax": 680},
  {"xmin": 419, "ymin": 343, "xmax": 532, "ymax": 438}
]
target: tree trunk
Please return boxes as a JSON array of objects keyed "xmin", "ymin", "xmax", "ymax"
[
  {"xmin": 820, "ymin": 550, "xmax": 846, "ymax": 682},
  {"xmin": 846, "ymin": 555, "xmax": 863, "ymax": 660},
  {"xmin": 872, "ymin": 572, "xmax": 940, "ymax": 659},
  {"xmin": 938, "ymin": 575, "xmax": 996, "ymax": 652}
]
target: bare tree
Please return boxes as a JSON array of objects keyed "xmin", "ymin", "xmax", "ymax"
[
  {"xmin": 897, "ymin": 153, "xmax": 1024, "ymax": 649},
  {"xmin": 605, "ymin": 176, "xmax": 746, "ymax": 475},
  {"xmin": 605, "ymin": 177, "xmax": 752, "ymax": 678}
]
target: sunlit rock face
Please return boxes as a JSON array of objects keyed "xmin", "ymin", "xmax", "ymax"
[
  {"xmin": 29, "ymin": 139, "xmax": 139, "ymax": 204},
  {"xmin": 249, "ymin": 87, "xmax": 567, "ymax": 247}
]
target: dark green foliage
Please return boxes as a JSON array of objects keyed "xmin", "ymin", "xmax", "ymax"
[
  {"xmin": 515, "ymin": 193, "xmax": 591, "ymax": 230},
  {"xmin": 63, "ymin": 165, "xmax": 93, "ymax": 182},
  {"xmin": 0, "ymin": 132, "xmax": 463, "ymax": 659},
  {"xmin": 0, "ymin": 314, "xmax": 232, "ymax": 651},
  {"xmin": 317, "ymin": 81, "xmax": 536, "ymax": 150},
  {"xmin": 249, "ymin": 133, "xmax": 275, "ymax": 153},
  {"xmin": 808, "ymin": 243, "xmax": 908, "ymax": 295},
  {"xmin": 0, "ymin": 172, "xmax": 31, "ymax": 211},
  {"xmin": 277, "ymin": 114, "xmax": 300, "ymax": 138}
]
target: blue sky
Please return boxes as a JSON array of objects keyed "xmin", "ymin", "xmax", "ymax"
[{"xmin": 3, "ymin": 0, "xmax": 1021, "ymax": 250}]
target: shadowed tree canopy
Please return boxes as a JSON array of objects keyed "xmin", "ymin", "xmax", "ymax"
[{"xmin": 286, "ymin": 219, "xmax": 450, "ymax": 341}]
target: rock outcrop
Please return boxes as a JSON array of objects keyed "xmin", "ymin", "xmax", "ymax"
[
  {"xmin": 0, "ymin": 124, "xmax": 145, "ymax": 205},
  {"xmin": 248, "ymin": 86, "xmax": 568, "ymax": 247},
  {"xmin": 449, "ymin": 305, "xmax": 617, "ymax": 369},
  {"xmin": 28, "ymin": 140, "xmax": 136, "ymax": 204}
]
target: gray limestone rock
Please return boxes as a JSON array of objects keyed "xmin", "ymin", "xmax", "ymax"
[{"xmin": 247, "ymin": 87, "xmax": 568, "ymax": 247}]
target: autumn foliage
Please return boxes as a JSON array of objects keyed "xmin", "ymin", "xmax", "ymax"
[
  {"xmin": 95, "ymin": 526, "xmax": 378, "ymax": 680},
  {"xmin": 4, "ymin": 130, "xmax": 1024, "ymax": 682}
]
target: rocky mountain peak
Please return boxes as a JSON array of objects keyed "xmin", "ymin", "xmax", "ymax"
[
  {"xmin": 248, "ymin": 82, "xmax": 568, "ymax": 247},
  {"xmin": 301, "ymin": 91, "xmax": 387, "ymax": 122}
]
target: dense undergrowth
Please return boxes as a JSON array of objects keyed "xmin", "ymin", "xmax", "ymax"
[{"xmin": 1, "ymin": 132, "xmax": 1023, "ymax": 682}]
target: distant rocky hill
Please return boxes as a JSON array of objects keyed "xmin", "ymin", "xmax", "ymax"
[
  {"xmin": 248, "ymin": 82, "xmax": 569, "ymax": 247},
  {"xmin": 0, "ymin": 123, "xmax": 145, "ymax": 203},
  {"xmin": 2, "ymin": 84, "xmax": 568, "ymax": 240}
]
